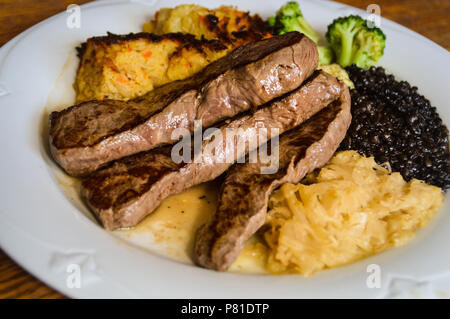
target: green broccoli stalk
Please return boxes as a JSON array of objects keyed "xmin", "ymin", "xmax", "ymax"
[
  {"xmin": 326, "ymin": 15, "xmax": 386, "ymax": 68},
  {"xmin": 318, "ymin": 46, "xmax": 335, "ymax": 65},
  {"xmin": 268, "ymin": 1, "xmax": 320, "ymax": 44}
]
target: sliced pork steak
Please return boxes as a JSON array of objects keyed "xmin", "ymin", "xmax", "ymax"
[
  {"xmin": 194, "ymin": 85, "xmax": 351, "ymax": 271},
  {"xmin": 50, "ymin": 32, "xmax": 318, "ymax": 176},
  {"xmin": 81, "ymin": 72, "xmax": 342, "ymax": 230}
]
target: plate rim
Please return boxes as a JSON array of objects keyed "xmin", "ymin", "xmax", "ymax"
[{"xmin": 0, "ymin": 0, "xmax": 449, "ymax": 299}]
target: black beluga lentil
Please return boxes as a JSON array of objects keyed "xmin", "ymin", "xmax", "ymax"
[{"xmin": 339, "ymin": 65, "xmax": 450, "ymax": 190}]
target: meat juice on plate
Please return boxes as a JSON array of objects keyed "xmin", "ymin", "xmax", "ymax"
[{"xmin": 113, "ymin": 181, "xmax": 269, "ymax": 274}]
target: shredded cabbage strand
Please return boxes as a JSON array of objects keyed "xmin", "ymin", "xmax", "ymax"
[{"xmin": 263, "ymin": 150, "xmax": 443, "ymax": 276}]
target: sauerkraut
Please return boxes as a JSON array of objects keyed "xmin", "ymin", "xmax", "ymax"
[{"xmin": 263, "ymin": 150, "xmax": 443, "ymax": 276}]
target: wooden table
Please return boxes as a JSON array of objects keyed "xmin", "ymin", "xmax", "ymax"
[{"xmin": 0, "ymin": 0, "xmax": 449, "ymax": 299}]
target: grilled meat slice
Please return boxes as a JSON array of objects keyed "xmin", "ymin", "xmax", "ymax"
[
  {"xmin": 81, "ymin": 72, "xmax": 342, "ymax": 230},
  {"xmin": 50, "ymin": 32, "xmax": 318, "ymax": 176},
  {"xmin": 194, "ymin": 85, "xmax": 351, "ymax": 271}
]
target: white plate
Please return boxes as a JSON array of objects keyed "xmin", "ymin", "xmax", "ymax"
[{"xmin": 0, "ymin": 0, "xmax": 449, "ymax": 299}]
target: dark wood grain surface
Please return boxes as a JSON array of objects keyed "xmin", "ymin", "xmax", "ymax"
[{"xmin": 0, "ymin": 0, "xmax": 449, "ymax": 299}]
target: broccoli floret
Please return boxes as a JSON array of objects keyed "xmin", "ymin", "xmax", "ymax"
[
  {"xmin": 326, "ymin": 15, "xmax": 386, "ymax": 68},
  {"xmin": 268, "ymin": 1, "xmax": 320, "ymax": 43},
  {"xmin": 318, "ymin": 46, "xmax": 334, "ymax": 65}
]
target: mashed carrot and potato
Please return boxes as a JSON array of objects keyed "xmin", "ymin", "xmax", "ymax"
[
  {"xmin": 143, "ymin": 4, "xmax": 271, "ymax": 44},
  {"xmin": 261, "ymin": 151, "xmax": 443, "ymax": 276}
]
